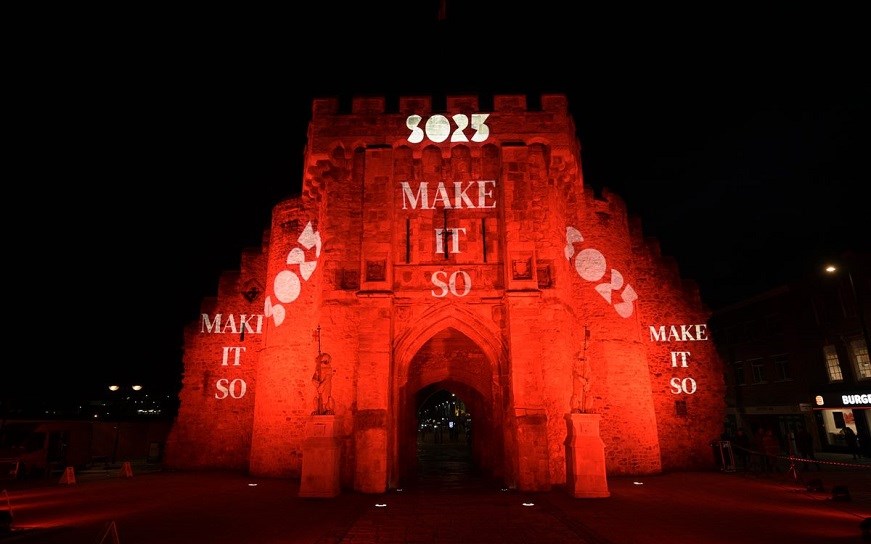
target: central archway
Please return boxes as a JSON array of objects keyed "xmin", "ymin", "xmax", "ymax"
[
  {"xmin": 392, "ymin": 326, "xmax": 507, "ymax": 488},
  {"xmin": 415, "ymin": 387, "xmax": 474, "ymax": 485}
]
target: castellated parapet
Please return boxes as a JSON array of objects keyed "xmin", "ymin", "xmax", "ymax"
[{"xmin": 164, "ymin": 93, "xmax": 726, "ymax": 492}]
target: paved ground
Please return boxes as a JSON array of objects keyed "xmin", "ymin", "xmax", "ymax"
[{"xmin": 1, "ymin": 447, "xmax": 870, "ymax": 543}]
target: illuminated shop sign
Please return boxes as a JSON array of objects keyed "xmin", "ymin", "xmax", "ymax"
[{"xmin": 812, "ymin": 392, "xmax": 871, "ymax": 408}]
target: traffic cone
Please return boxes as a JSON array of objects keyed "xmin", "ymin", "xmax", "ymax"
[
  {"xmin": 58, "ymin": 466, "xmax": 76, "ymax": 485},
  {"xmin": 120, "ymin": 461, "xmax": 133, "ymax": 478}
]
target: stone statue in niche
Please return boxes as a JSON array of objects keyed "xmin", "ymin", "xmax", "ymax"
[{"xmin": 312, "ymin": 352, "xmax": 335, "ymax": 415}]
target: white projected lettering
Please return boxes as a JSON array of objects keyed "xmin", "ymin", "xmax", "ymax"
[
  {"xmin": 564, "ymin": 227, "xmax": 637, "ymax": 318},
  {"xmin": 574, "ymin": 248, "xmax": 607, "ymax": 281},
  {"xmin": 215, "ymin": 378, "xmax": 247, "ymax": 399},
  {"xmin": 451, "ymin": 114, "xmax": 469, "ymax": 141},
  {"xmin": 407, "ymin": 115, "xmax": 425, "ymax": 143},
  {"xmin": 401, "ymin": 181, "xmax": 497, "ymax": 210},
  {"xmin": 843, "ymin": 394, "xmax": 871, "ymax": 405},
  {"xmin": 206, "ymin": 221, "xmax": 322, "ymax": 402},
  {"xmin": 273, "ymin": 270, "xmax": 301, "ymax": 303},
  {"xmin": 647, "ymin": 324, "xmax": 710, "ymax": 396},
  {"xmin": 222, "ymin": 346, "xmax": 245, "ymax": 366},
  {"xmin": 670, "ymin": 351, "xmax": 691, "ymax": 368},
  {"xmin": 649, "ymin": 324, "xmax": 708, "ymax": 342},
  {"xmin": 435, "ymin": 228, "xmax": 467, "ymax": 255},
  {"xmin": 406, "ymin": 113, "xmax": 491, "ymax": 143},
  {"xmin": 669, "ymin": 377, "xmax": 697, "ymax": 395},
  {"xmin": 264, "ymin": 220, "xmax": 322, "ymax": 327},
  {"xmin": 431, "ymin": 270, "xmax": 472, "ymax": 298},
  {"xmin": 214, "ymin": 344, "xmax": 249, "ymax": 400},
  {"xmin": 398, "ymin": 180, "xmax": 498, "ymax": 299},
  {"xmin": 425, "ymin": 114, "xmax": 451, "ymax": 143},
  {"xmin": 469, "ymin": 113, "xmax": 490, "ymax": 142},
  {"xmin": 200, "ymin": 314, "xmax": 264, "ymax": 334}
]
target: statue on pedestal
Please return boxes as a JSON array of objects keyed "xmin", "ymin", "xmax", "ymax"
[
  {"xmin": 570, "ymin": 357, "xmax": 592, "ymax": 414},
  {"xmin": 312, "ymin": 352, "xmax": 335, "ymax": 415},
  {"xmin": 570, "ymin": 325, "xmax": 592, "ymax": 413}
]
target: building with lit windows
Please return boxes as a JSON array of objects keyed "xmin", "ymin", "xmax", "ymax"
[{"xmin": 710, "ymin": 251, "xmax": 871, "ymax": 457}]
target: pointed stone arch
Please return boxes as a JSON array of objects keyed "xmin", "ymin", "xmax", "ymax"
[
  {"xmin": 389, "ymin": 302, "xmax": 510, "ymax": 488},
  {"xmin": 393, "ymin": 301, "xmax": 506, "ymax": 376}
]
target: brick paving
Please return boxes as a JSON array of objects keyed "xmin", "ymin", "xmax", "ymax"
[{"xmin": 1, "ymin": 449, "xmax": 869, "ymax": 543}]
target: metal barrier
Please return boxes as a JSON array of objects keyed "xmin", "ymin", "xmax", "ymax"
[{"xmin": 714, "ymin": 440, "xmax": 736, "ymax": 472}]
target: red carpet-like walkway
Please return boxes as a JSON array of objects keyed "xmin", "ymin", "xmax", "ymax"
[{"xmin": 1, "ymin": 447, "xmax": 869, "ymax": 543}]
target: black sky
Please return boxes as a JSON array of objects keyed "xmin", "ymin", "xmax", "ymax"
[{"xmin": 9, "ymin": 3, "xmax": 868, "ymax": 401}]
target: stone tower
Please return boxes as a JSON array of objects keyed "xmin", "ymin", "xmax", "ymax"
[{"xmin": 164, "ymin": 94, "xmax": 726, "ymax": 493}]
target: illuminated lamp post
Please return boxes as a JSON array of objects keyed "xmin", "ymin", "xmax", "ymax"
[
  {"xmin": 108, "ymin": 384, "xmax": 143, "ymax": 464},
  {"xmin": 821, "ymin": 264, "xmax": 868, "ymax": 498},
  {"xmin": 825, "ymin": 264, "xmax": 871, "ymax": 365}
]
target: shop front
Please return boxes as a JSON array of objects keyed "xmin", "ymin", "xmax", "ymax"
[{"xmin": 812, "ymin": 389, "xmax": 871, "ymax": 455}]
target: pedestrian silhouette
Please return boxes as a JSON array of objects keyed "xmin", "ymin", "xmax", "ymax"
[
  {"xmin": 795, "ymin": 425, "xmax": 819, "ymax": 470},
  {"xmin": 733, "ymin": 428, "xmax": 752, "ymax": 469},
  {"xmin": 857, "ymin": 426, "xmax": 871, "ymax": 458},
  {"xmin": 842, "ymin": 426, "xmax": 860, "ymax": 460}
]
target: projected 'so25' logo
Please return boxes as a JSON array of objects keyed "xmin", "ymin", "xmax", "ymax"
[
  {"xmin": 406, "ymin": 114, "xmax": 490, "ymax": 143},
  {"xmin": 564, "ymin": 226, "xmax": 638, "ymax": 318},
  {"xmin": 264, "ymin": 221, "xmax": 322, "ymax": 327}
]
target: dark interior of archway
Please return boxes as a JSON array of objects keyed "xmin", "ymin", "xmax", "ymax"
[
  {"xmin": 401, "ymin": 328, "xmax": 501, "ymax": 490},
  {"xmin": 413, "ymin": 386, "xmax": 482, "ymax": 490}
]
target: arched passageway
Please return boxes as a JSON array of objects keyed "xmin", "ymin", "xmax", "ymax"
[
  {"xmin": 394, "ymin": 327, "xmax": 507, "ymax": 489},
  {"xmin": 414, "ymin": 385, "xmax": 476, "ymax": 489}
]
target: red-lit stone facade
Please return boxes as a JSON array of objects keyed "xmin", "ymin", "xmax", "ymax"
[{"xmin": 164, "ymin": 94, "xmax": 726, "ymax": 493}]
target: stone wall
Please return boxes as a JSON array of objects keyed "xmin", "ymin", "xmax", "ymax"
[{"xmin": 165, "ymin": 93, "xmax": 726, "ymax": 492}]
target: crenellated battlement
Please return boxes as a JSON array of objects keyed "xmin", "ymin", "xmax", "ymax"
[
  {"xmin": 588, "ymin": 187, "xmax": 629, "ymax": 218},
  {"xmin": 312, "ymin": 93, "xmax": 570, "ymax": 117}
]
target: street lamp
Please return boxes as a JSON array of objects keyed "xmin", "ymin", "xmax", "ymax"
[
  {"xmin": 107, "ymin": 384, "xmax": 144, "ymax": 415},
  {"xmin": 107, "ymin": 384, "xmax": 143, "ymax": 464},
  {"xmin": 825, "ymin": 264, "xmax": 871, "ymax": 375}
]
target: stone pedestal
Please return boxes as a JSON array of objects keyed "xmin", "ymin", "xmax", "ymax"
[
  {"xmin": 299, "ymin": 415, "xmax": 341, "ymax": 498},
  {"xmin": 564, "ymin": 413, "xmax": 610, "ymax": 498}
]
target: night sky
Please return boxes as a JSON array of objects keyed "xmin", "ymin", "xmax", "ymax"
[{"xmin": 9, "ymin": 4, "xmax": 868, "ymax": 403}]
